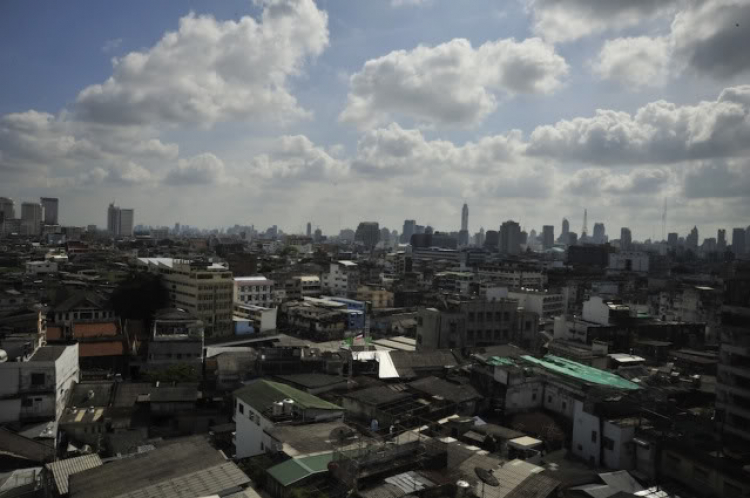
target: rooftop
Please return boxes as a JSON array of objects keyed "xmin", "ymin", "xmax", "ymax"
[
  {"xmin": 275, "ymin": 373, "xmax": 349, "ymax": 390},
  {"xmin": 267, "ymin": 421, "xmax": 361, "ymax": 456},
  {"xmin": 408, "ymin": 376, "xmax": 481, "ymax": 404},
  {"xmin": 45, "ymin": 454, "xmax": 103, "ymax": 495},
  {"xmin": 520, "ymin": 355, "xmax": 640, "ymax": 390},
  {"xmin": 267, "ymin": 452, "xmax": 334, "ymax": 488},
  {"xmin": 234, "ymin": 379, "xmax": 342, "ymax": 414},
  {"xmin": 28, "ymin": 345, "xmax": 68, "ymax": 362},
  {"xmin": 343, "ymin": 385, "xmax": 412, "ymax": 406}
]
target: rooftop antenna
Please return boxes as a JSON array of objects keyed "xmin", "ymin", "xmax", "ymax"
[{"xmin": 581, "ymin": 208, "xmax": 588, "ymax": 237}]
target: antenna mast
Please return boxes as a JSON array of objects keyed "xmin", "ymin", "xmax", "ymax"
[{"xmin": 581, "ymin": 208, "xmax": 588, "ymax": 238}]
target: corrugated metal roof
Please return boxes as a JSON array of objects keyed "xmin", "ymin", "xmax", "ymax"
[
  {"xmin": 520, "ymin": 355, "xmax": 640, "ymax": 390},
  {"xmin": 46, "ymin": 454, "xmax": 103, "ymax": 495},
  {"xmin": 234, "ymin": 380, "xmax": 342, "ymax": 413},
  {"xmin": 266, "ymin": 452, "xmax": 334, "ymax": 487},
  {"xmin": 113, "ymin": 461, "xmax": 250, "ymax": 498}
]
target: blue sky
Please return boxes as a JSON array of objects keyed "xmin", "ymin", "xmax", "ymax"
[{"xmin": 1, "ymin": 0, "xmax": 749, "ymax": 240}]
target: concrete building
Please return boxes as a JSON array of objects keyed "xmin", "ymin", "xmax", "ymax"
[
  {"xmin": 322, "ymin": 261, "xmax": 359, "ymax": 299},
  {"xmin": 542, "ymin": 226, "xmax": 554, "ymax": 250},
  {"xmin": 620, "ymin": 227, "xmax": 632, "ymax": 251},
  {"xmin": 25, "ymin": 260, "xmax": 59, "ymax": 276},
  {"xmin": 401, "ymin": 219, "xmax": 416, "ymax": 244},
  {"xmin": 499, "ymin": 220, "xmax": 521, "ymax": 255},
  {"xmin": 146, "ymin": 308, "xmax": 204, "ymax": 372},
  {"xmin": 416, "ymin": 299, "xmax": 538, "ymax": 351},
  {"xmin": 560, "ymin": 218, "xmax": 570, "ymax": 244},
  {"xmin": 21, "ymin": 202, "xmax": 43, "ymax": 236},
  {"xmin": 137, "ymin": 258, "xmax": 234, "ymax": 337},
  {"xmin": 593, "ymin": 223, "xmax": 606, "ymax": 244},
  {"xmin": 107, "ymin": 203, "xmax": 134, "ymax": 237},
  {"xmin": 292, "ymin": 275, "xmax": 322, "ymax": 299},
  {"xmin": 0, "ymin": 197, "xmax": 15, "ymax": 221},
  {"xmin": 716, "ymin": 263, "xmax": 750, "ymax": 444},
  {"xmin": 476, "ymin": 266, "xmax": 546, "ymax": 289},
  {"xmin": 357, "ymin": 284, "xmax": 394, "ymax": 308},
  {"xmin": 508, "ymin": 289, "xmax": 565, "ymax": 319},
  {"xmin": 40, "ymin": 197, "xmax": 58, "ymax": 225},
  {"xmin": 234, "ymin": 276, "xmax": 275, "ymax": 308},
  {"xmin": 233, "ymin": 379, "xmax": 344, "ymax": 458},
  {"xmin": 119, "ymin": 208, "xmax": 134, "ymax": 237},
  {"xmin": 484, "ymin": 230, "xmax": 500, "ymax": 250},
  {"xmin": 0, "ymin": 344, "xmax": 79, "ymax": 424},
  {"xmin": 686, "ymin": 226, "xmax": 699, "ymax": 250},
  {"xmin": 718, "ymin": 228, "xmax": 727, "ymax": 251},
  {"xmin": 732, "ymin": 228, "xmax": 746, "ymax": 256},
  {"xmin": 608, "ymin": 251, "xmax": 650, "ymax": 273},
  {"xmin": 355, "ymin": 222, "xmax": 380, "ymax": 249},
  {"xmin": 233, "ymin": 302, "xmax": 278, "ymax": 333}
]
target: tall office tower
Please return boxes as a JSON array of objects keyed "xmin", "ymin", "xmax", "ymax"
[
  {"xmin": 561, "ymin": 218, "xmax": 570, "ymax": 244},
  {"xmin": 668, "ymin": 233, "xmax": 679, "ymax": 248},
  {"xmin": 620, "ymin": 227, "xmax": 632, "ymax": 251},
  {"xmin": 40, "ymin": 197, "xmax": 59, "ymax": 225},
  {"xmin": 542, "ymin": 225, "xmax": 554, "ymax": 250},
  {"xmin": 475, "ymin": 227, "xmax": 485, "ymax": 247},
  {"xmin": 716, "ymin": 262, "xmax": 750, "ymax": 444},
  {"xmin": 401, "ymin": 219, "xmax": 416, "ymax": 243},
  {"xmin": 718, "ymin": 229, "xmax": 727, "ymax": 251},
  {"xmin": 380, "ymin": 227, "xmax": 391, "ymax": 246},
  {"xmin": 314, "ymin": 228, "xmax": 323, "ymax": 242},
  {"xmin": 484, "ymin": 230, "xmax": 499, "ymax": 250},
  {"xmin": 21, "ymin": 202, "xmax": 43, "ymax": 236},
  {"xmin": 593, "ymin": 223, "xmax": 606, "ymax": 244},
  {"xmin": 355, "ymin": 221, "xmax": 380, "ymax": 249},
  {"xmin": 107, "ymin": 203, "xmax": 121, "ymax": 235},
  {"xmin": 119, "ymin": 209, "xmax": 134, "ymax": 237},
  {"xmin": 686, "ymin": 226, "xmax": 699, "ymax": 249},
  {"xmin": 0, "ymin": 197, "xmax": 15, "ymax": 222},
  {"xmin": 499, "ymin": 220, "xmax": 521, "ymax": 255},
  {"xmin": 461, "ymin": 203, "xmax": 469, "ymax": 232},
  {"xmin": 733, "ymin": 228, "xmax": 747, "ymax": 255},
  {"xmin": 306, "ymin": 222, "xmax": 312, "ymax": 237}
]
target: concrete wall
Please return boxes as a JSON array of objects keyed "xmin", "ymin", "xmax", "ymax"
[
  {"xmin": 505, "ymin": 380, "xmax": 544, "ymax": 413},
  {"xmin": 572, "ymin": 400, "xmax": 601, "ymax": 466},
  {"xmin": 660, "ymin": 448, "xmax": 750, "ymax": 498},
  {"xmin": 582, "ymin": 297, "xmax": 610, "ymax": 325},
  {"xmin": 234, "ymin": 399, "xmax": 275, "ymax": 458},
  {"xmin": 601, "ymin": 421, "xmax": 635, "ymax": 470}
]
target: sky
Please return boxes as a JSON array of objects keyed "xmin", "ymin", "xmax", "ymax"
[{"xmin": 1, "ymin": 0, "xmax": 749, "ymax": 241}]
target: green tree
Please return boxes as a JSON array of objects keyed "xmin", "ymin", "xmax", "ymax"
[{"xmin": 110, "ymin": 272, "xmax": 169, "ymax": 327}]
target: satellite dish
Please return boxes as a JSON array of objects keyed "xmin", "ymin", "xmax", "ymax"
[
  {"xmin": 475, "ymin": 468, "xmax": 499, "ymax": 487},
  {"xmin": 329, "ymin": 426, "xmax": 356, "ymax": 447}
]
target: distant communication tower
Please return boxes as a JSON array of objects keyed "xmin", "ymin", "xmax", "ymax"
[
  {"xmin": 581, "ymin": 209, "xmax": 588, "ymax": 238},
  {"xmin": 661, "ymin": 198, "xmax": 667, "ymax": 241}
]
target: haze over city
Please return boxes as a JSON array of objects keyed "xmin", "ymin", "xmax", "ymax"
[{"xmin": 2, "ymin": 0, "xmax": 749, "ymax": 238}]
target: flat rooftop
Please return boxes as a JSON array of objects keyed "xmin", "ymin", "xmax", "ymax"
[{"xmin": 28, "ymin": 345, "xmax": 68, "ymax": 362}]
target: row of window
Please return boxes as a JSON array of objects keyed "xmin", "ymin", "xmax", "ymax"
[
  {"xmin": 468, "ymin": 311, "xmax": 511, "ymax": 322},
  {"xmin": 467, "ymin": 329, "xmax": 509, "ymax": 341}
]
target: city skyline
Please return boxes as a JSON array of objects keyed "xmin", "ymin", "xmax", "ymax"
[{"xmin": 2, "ymin": 1, "xmax": 749, "ymax": 236}]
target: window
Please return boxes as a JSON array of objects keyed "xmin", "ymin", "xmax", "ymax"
[
  {"xmin": 239, "ymin": 403, "xmax": 245, "ymax": 414},
  {"xmin": 603, "ymin": 437, "xmax": 615, "ymax": 451},
  {"xmin": 31, "ymin": 373, "xmax": 45, "ymax": 386},
  {"xmin": 591, "ymin": 431, "xmax": 597, "ymax": 443}
]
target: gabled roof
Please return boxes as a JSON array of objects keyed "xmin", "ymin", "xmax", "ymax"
[
  {"xmin": 234, "ymin": 380, "xmax": 342, "ymax": 414},
  {"xmin": 45, "ymin": 454, "xmax": 103, "ymax": 495},
  {"xmin": 520, "ymin": 355, "xmax": 640, "ymax": 391},
  {"xmin": 54, "ymin": 292, "xmax": 106, "ymax": 312},
  {"xmin": 266, "ymin": 452, "xmax": 334, "ymax": 487},
  {"xmin": 408, "ymin": 376, "xmax": 481, "ymax": 404}
]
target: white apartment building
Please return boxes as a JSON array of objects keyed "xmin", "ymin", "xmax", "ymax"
[
  {"xmin": 508, "ymin": 289, "xmax": 566, "ymax": 319},
  {"xmin": 608, "ymin": 252, "xmax": 649, "ymax": 273},
  {"xmin": 138, "ymin": 258, "xmax": 234, "ymax": 337},
  {"xmin": 21, "ymin": 202, "xmax": 43, "ymax": 236},
  {"xmin": 25, "ymin": 261, "xmax": 59, "ymax": 276},
  {"xmin": 321, "ymin": 261, "xmax": 359, "ymax": 298},
  {"xmin": 0, "ymin": 344, "xmax": 79, "ymax": 424},
  {"xmin": 233, "ymin": 302, "xmax": 277, "ymax": 333},
  {"xmin": 234, "ymin": 276, "xmax": 275, "ymax": 308},
  {"xmin": 477, "ymin": 267, "xmax": 546, "ymax": 289}
]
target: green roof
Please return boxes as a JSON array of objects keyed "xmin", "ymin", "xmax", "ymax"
[
  {"xmin": 267, "ymin": 452, "xmax": 334, "ymax": 487},
  {"xmin": 520, "ymin": 355, "xmax": 640, "ymax": 391},
  {"xmin": 234, "ymin": 380, "xmax": 342, "ymax": 414},
  {"xmin": 487, "ymin": 356, "xmax": 518, "ymax": 367}
]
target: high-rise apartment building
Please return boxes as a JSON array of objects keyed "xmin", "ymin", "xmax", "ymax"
[
  {"xmin": 355, "ymin": 221, "xmax": 380, "ymax": 249},
  {"xmin": 718, "ymin": 229, "xmax": 727, "ymax": 251},
  {"xmin": 306, "ymin": 222, "xmax": 312, "ymax": 237},
  {"xmin": 620, "ymin": 227, "xmax": 632, "ymax": 251},
  {"xmin": 40, "ymin": 197, "xmax": 59, "ymax": 225},
  {"xmin": 499, "ymin": 220, "xmax": 521, "ymax": 255},
  {"xmin": 732, "ymin": 228, "xmax": 746, "ymax": 256},
  {"xmin": 542, "ymin": 225, "xmax": 554, "ymax": 250},
  {"xmin": 668, "ymin": 232, "xmax": 679, "ymax": 248},
  {"xmin": 484, "ymin": 230, "xmax": 499, "ymax": 250},
  {"xmin": 0, "ymin": 197, "xmax": 15, "ymax": 222},
  {"xmin": 593, "ymin": 223, "xmax": 606, "ymax": 244},
  {"xmin": 461, "ymin": 203, "xmax": 469, "ymax": 232},
  {"xmin": 561, "ymin": 218, "xmax": 570, "ymax": 244},
  {"xmin": 686, "ymin": 226, "xmax": 699, "ymax": 249},
  {"xmin": 138, "ymin": 258, "xmax": 234, "ymax": 337},
  {"xmin": 107, "ymin": 203, "xmax": 134, "ymax": 237},
  {"xmin": 401, "ymin": 219, "xmax": 416, "ymax": 243},
  {"xmin": 21, "ymin": 202, "xmax": 43, "ymax": 236}
]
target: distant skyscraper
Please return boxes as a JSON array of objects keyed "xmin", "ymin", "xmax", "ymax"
[
  {"xmin": 21, "ymin": 202, "xmax": 43, "ymax": 236},
  {"xmin": 461, "ymin": 203, "xmax": 469, "ymax": 232},
  {"xmin": 401, "ymin": 219, "xmax": 416, "ymax": 243},
  {"xmin": 593, "ymin": 223, "xmax": 606, "ymax": 244},
  {"xmin": 40, "ymin": 197, "xmax": 59, "ymax": 225},
  {"xmin": 732, "ymin": 228, "xmax": 746, "ymax": 255},
  {"xmin": 620, "ymin": 227, "xmax": 632, "ymax": 251},
  {"xmin": 718, "ymin": 229, "xmax": 727, "ymax": 251},
  {"xmin": 668, "ymin": 232, "xmax": 678, "ymax": 248},
  {"xmin": 425, "ymin": 225, "xmax": 434, "ymax": 235},
  {"xmin": 484, "ymin": 230, "xmax": 499, "ymax": 250},
  {"xmin": 561, "ymin": 218, "xmax": 570, "ymax": 244},
  {"xmin": 355, "ymin": 221, "xmax": 380, "ymax": 249},
  {"xmin": 0, "ymin": 197, "xmax": 16, "ymax": 222},
  {"xmin": 107, "ymin": 203, "xmax": 134, "ymax": 237},
  {"xmin": 686, "ymin": 226, "xmax": 699, "ymax": 250},
  {"xmin": 306, "ymin": 222, "xmax": 312, "ymax": 237},
  {"xmin": 499, "ymin": 220, "xmax": 521, "ymax": 255},
  {"xmin": 542, "ymin": 225, "xmax": 554, "ymax": 250},
  {"xmin": 314, "ymin": 227, "xmax": 323, "ymax": 242},
  {"xmin": 107, "ymin": 203, "xmax": 120, "ymax": 235},
  {"xmin": 119, "ymin": 209, "xmax": 134, "ymax": 237}
]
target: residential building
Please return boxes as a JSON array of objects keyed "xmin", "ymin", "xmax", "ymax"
[
  {"xmin": 146, "ymin": 308, "xmax": 204, "ymax": 372},
  {"xmin": 40, "ymin": 197, "xmax": 59, "ymax": 225},
  {"xmin": 292, "ymin": 275, "xmax": 322, "ymax": 299},
  {"xmin": 355, "ymin": 221, "xmax": 380, "ymax": 249},
  {"xmin": 137, "ymin": 258, "xmax": 234, "ymax": 337},
  {"xmin": 620, "ymin": 227, "xmax": 632, "ymax": 251},
  {"xmin": 50, "ymin": 292, "xmax": 116, "ymax": 326},
  {"xmin": 542, "ymin": 225, "xmax": 554, "ymax": 250},
  {"xmin": 0, "ymin": 343, "xmax": 79, "ymax": 424},
  {"xmin": 508, "ymin": 289, "xmax": 566, "ymax": 319},
  {"xmin": 732, "ymin": 227, "xmax": 746, "ymax": 255},
  {"xmin": 608, "ymin": 251, "xmax": 650, "ymax": 273},
  {"xmin": 484, "ymin": 230, "xmax": 500, "ymax": 250},
  {"xmin": 25, "ymin": 260, "xmax": 59, "ymax": 276},
  {"xmin": 560, "ymin": 218, "xmax": 570, "ymax": 244},
  {"xmin": 0, "ymin": 196, "xmax": 15, "ymax": 221},
  {"xmin": 718, "ymin": 228, "xmax": 727, "ymax": 251},
  {"xmin": 321, "ymin": 260, "xmax": 359, "ymax": 299},
  {"xmin": 686, "ymin": 226, "xmax": 699, "ymax": 250},
  {"xmin": 234, "ymin": 276, "xmax": 275, "ymax": 308},
  {"xmin": 593, "ymin": 222, "xmax": 606, "ymax": 244},
  {"xmin": 21, "ymin": 202, "xmax": 43, "ymax": 236},
  {"xmin": 357, "ymin": 284, "xmax": 394, "ymax": 308},
  {"xmin": 476, "ymin": 265, "xmax": 546, "ymax": 289},
  {"xmin": 401, "ymin": 219, "xmax": 416, "ymax": 243},
  {"xmin": 499, "ymin": 220, "xmax": 521, "ymax": 255},
  {"xmin": 233, "ymin": 302, "xmax": 278, "ymax": 333},
  {"xmin": 233, "ymin": 379, "xmax": 344, "ymax": 458},
  {"xmin": 106, "ymin": 203, "xmax": 134, "ymax": 237}
]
